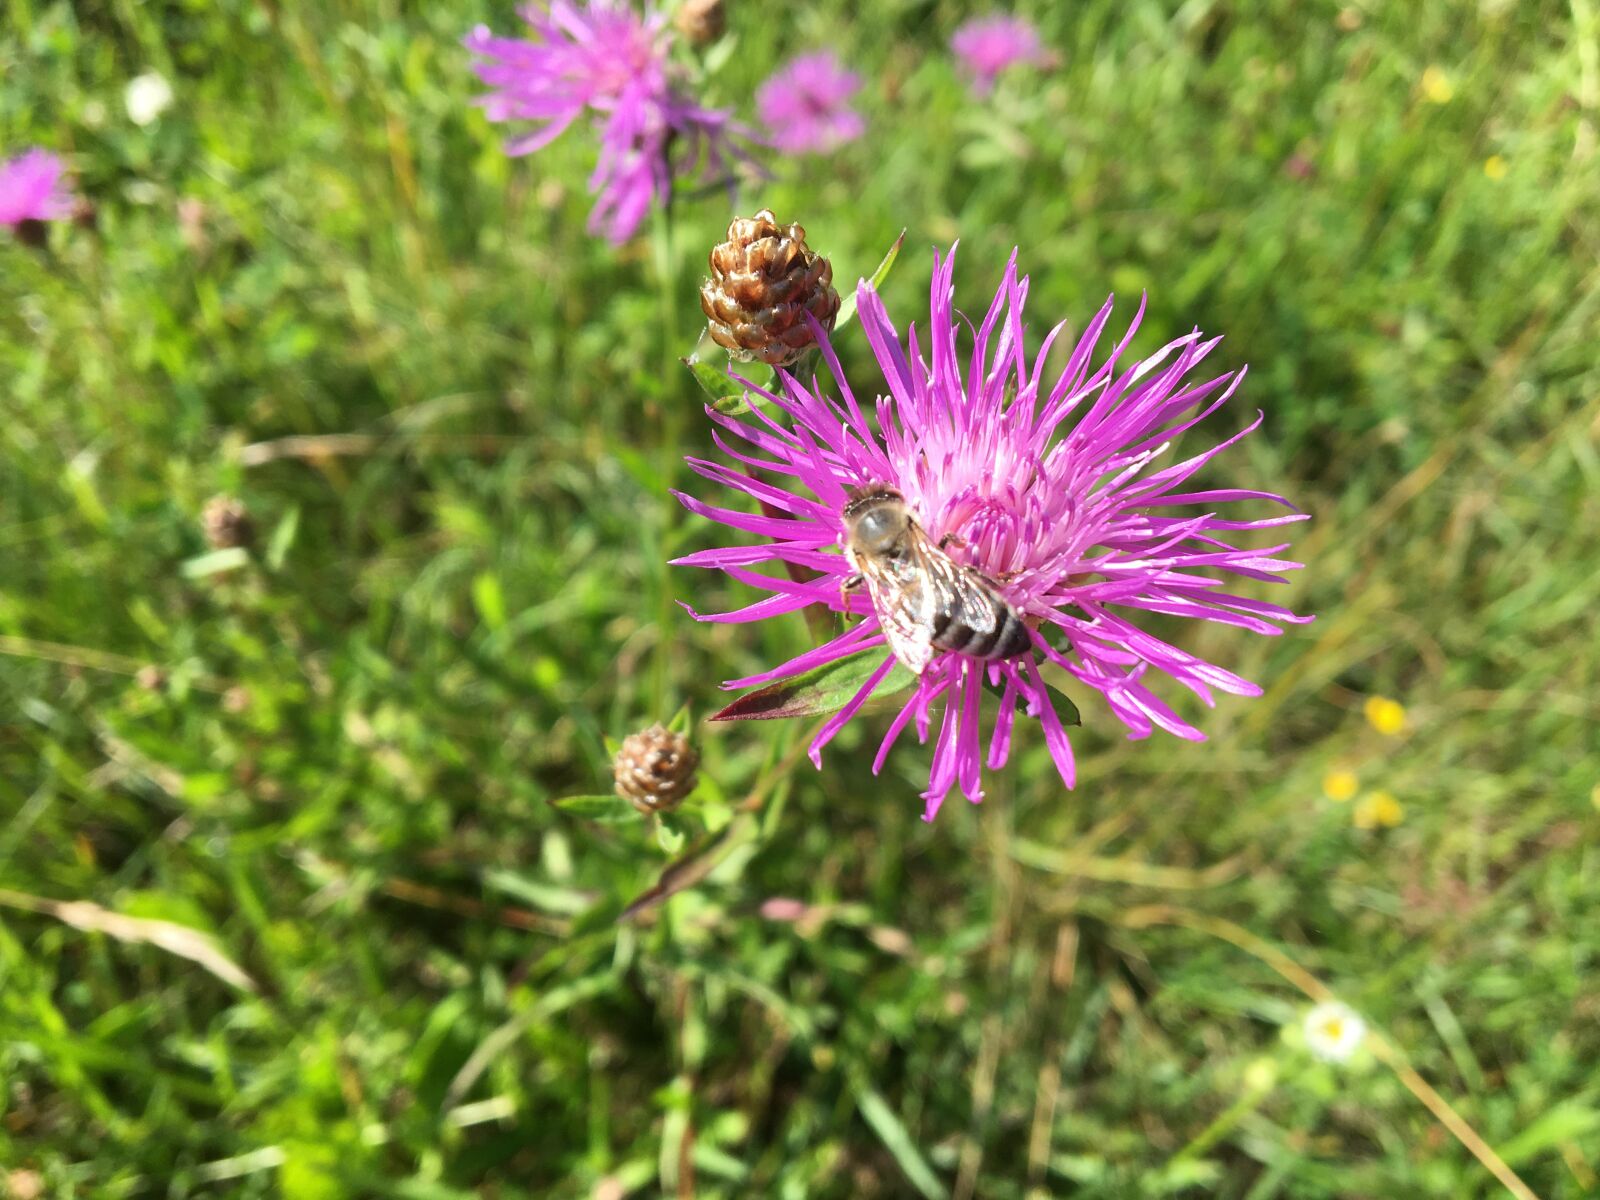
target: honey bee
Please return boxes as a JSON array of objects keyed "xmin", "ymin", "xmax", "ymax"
[{"xmin": 841, "ymin": 485, "xmax": 1031, "ymax": 676}]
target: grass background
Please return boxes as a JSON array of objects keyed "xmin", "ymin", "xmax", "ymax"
[{"xmin": 3, "ymin": 0, "xmax": 1599, "ymax": 1196}]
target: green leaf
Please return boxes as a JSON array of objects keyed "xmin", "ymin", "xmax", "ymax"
[
  {"xmin": 548, "ymin": 793, "xmax": 635, "ymax": 824},
  {"xmin": 654, "ymin": 818, "xmax": 686, "ymax": 856},
  {"xmin": 265, "ymin": 504, "xmax": 300, "ymax": 570},
  {"xmin": 1496, "ymin": 1100, "xmax": 1600, "ymax": 1167},
  {"xmin": 1150, "ymin": 1159, "xmax": 1223, "ymax": 1193},
  {"xmin": 472, "ymin": 571, "xmax": 507, "ymax": 632},
  {"xmin": 710, "ymin": 646, "xmax": 914, "ymax": 723},
  {"xmin": 1035, "ymin": 660, "xmax": 1083, "ymax": 726},
  {"xmin": 700, "ymin": 31, "xmax": 739, "ymax": 74},
  {"xmin": 181, "ymin": 547, "xmax": 250, "ymax": 578},
  {"xmin": 854, "ymin": 1082, "xmax": 948, "ymax": 1200},
  {"xmin": 682, "ymin": 358, "xmax": 774, "ymax": 415},
  {"xmin": 684, "ymin": 357, "xmax": 743, "ymax": 403},
  {"xmin": 481, "ymin": 869, "xmax": 594, "ymax": 916},
  {"xmin": 834, "ymin": 229, "xmax": 907, "ymax": 333},
  {"xmin": 666, "ymin": 703, "xmax": 692, "ymax": 735}
]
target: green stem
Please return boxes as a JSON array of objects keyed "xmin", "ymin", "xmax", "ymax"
[
  {"xmin": 651, "ymin": 199, "xmax": 683, "ymax": 718},
  {"xmin": 1166, "ymin": 1074, "xmax": 1274, "ymax": 1164}
]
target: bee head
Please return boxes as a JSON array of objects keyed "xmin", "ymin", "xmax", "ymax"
[{"xmin": 843, "ymin": 486, "xmax": 909, "ymax": 555}]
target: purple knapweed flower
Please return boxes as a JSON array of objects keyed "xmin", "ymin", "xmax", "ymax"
[
  {"xmin": 756, "ymin": 51, "xmax": 866, "ymax": 155},
  {"xmin": 0, "ymin": 148, "xmax": 74, "ymax": 228},
  {"xmin": 675, "ymin": 246, "xmax": 1309, "ymax": 820},
  {"xmin": 464, "ymin": 0, "xmax": 754, "ymax": 243},
  {"xmin": 950, "ymin": 15, "xmax": 1055, "ymax": 96}
]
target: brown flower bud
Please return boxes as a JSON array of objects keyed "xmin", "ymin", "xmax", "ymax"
[
  {"xmin": 674, "ymin": 0, "xmax": 725, "ymax": 45},
  {"xmin": 613, "ymin": 724, "xmax": 699, "ymax": 814},
  {"xmin": 201, "ymin": 494, "xmax": 254, "ymax": 550},
  {"xmin": 700, "ymin": 209, "xmax": 840, "ymax": 368}
]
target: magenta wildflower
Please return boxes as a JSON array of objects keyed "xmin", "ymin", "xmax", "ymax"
[
  {"xmin": 0, "ymin": 148, "xmax": 74, "ymax": 228},
  {"xmin": 464, "ymin": 0, "xmax": 754, "ymax": 243},
  {"xmin": 950, "ymin": 15, "xmax": 1055, "ymax": 96},
  {"xmin": 675, "ymin": 246, "xmax": 1310, "ymax": 819},
  {"xmin": 756, "ymin": 52, "xmax": 866, "ymax": 155}
]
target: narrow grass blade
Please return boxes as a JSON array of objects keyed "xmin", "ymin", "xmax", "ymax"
[
  {"xmin": 854, "ymin": 1082, "xmax": 948, "ymax": 1200},
  {"xmin": 834, "ymin": 229, "xmax": 907, "ymax": 333}
]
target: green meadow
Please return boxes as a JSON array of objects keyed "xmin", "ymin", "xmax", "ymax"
[{"xmin": 3, "ymin": 1, "xmax": 1598, "ymax": 1196}]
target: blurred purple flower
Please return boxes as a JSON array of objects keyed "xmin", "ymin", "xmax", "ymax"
[
  {"xmin": 464, "ymin": 0, "xmax": 755, "ymax": 243},
  {"xmin": 950, "ymin": 15, "xmax": 1055, "ymax": 96},
  {"xmin": 676, "ymin": 246, "xmax": 1309, "ymax": 819},
  {"xmin": 585, "ymin": 87, "xmax": 755, "ymax": 242},
  {"xmin": 0, "ymin": 148, "xmax": 74, "ymax": 228},
  {"xmin": 756, "ymin": 51, "xmax": 865, "ymax": 155}
]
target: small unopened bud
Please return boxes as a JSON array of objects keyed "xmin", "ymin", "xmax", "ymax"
[
  {"xmin": 613, "ymin": 724, "xmax": 699, "ymax": 814},
  {"xmin": 70, "ymin": 196, "xmax": 99, "ymax": 231},
  {"xmin": 700, "ymin": 209, "xmax": 840, "ymax": 368},
  {"xmin": 674, "ymin": 0, "xmax": 725, "ymax": 45},
  {"xmin": 135, "ymin": 665, "xmax": 166, "ymax": 692},
  {"xmin": 201, "ymin": 494, "xmax": 254, "ymax": 550},
  {"xmin": 1283, "ymin": 153, "xmax": 1314, "ymax": 181},
  {"xmin": 177, "ymin": 196, "xmax": 207, "ymax": 251}
]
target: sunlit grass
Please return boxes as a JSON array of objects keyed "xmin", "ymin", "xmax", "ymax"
[{"xmin": 2, "ymin": 1, "xmax": 1598, "ymax": 1197}]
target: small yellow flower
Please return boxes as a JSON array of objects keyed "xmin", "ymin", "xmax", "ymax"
[
  {"xmin": 1353, "ymin": 790, "xmax": 1404, "ymax": 830},
  {"xmin": 1483, "ymin": 155, "xmax": 1508, "ymax": 181},
  {"xmin": 1421, "ymin": 66, "xmax": 1455, "ymax": 104},
  {"xmin": 1323, "ymin": 769, "xmax": 1359, "ymax": 803},
  {"xmin": 1364, "ymin": 695, "xmax": 1406, "ymax": 736}
]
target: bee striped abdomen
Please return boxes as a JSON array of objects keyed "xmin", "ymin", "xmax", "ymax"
[{"xmin": 932, "ymin": 596, "xmax": 1031, "ymax": 661}]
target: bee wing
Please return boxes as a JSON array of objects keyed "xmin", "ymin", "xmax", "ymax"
[
  {"xmin": 904, "ymin": 528, "xmax": 1000, "ymax": 633},
  {"xmin": 858, "ymin": 555, "xmax": 939, "ymax": 676}
]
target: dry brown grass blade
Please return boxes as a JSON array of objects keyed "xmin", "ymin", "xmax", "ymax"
[
  {"xmin": 1025, "ymin": 923, "xmax": 1078, "ymax": 1198},
  {"xmin": 1011, "ymin": 840, "xmax": 1243, "ymax": 889},
  {"xmin": 0, "ymin": 634, "xmax": 147, "ymax": 676},
  {"xmin": 0, "ymin": 636, "xmax": 230, "ymax": 693},
  {"xmin": 238, "ymin": 432, "xmax": 523, "ymax": 466},
  {"xmin": 0, "ymin": 889, "xmax": 255, "ymax": 993},
  {"xmin": 379, "ymin": 878, "xmax": 572, "ymax": 936},
  {"xmin": 1118, "ymin": 905, "xmax": 1540, "ymax": 1200}
]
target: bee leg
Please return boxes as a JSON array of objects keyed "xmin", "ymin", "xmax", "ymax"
[
  {"xmin": 938, "ymin": 532, "xmax": 969, "ymax": 552},
  {"xmin": 839, "ymin": 573, "xmax": 864, "ymax": 617}
]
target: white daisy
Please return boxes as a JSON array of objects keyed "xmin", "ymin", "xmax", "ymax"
[
  {"xmin": 1304, "ymin": 1000, "xmax": 1367, "ymax": 1063},
  {"xmin": 125, "ymin": 73, "xmax": 174, "ymax": 127}
]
